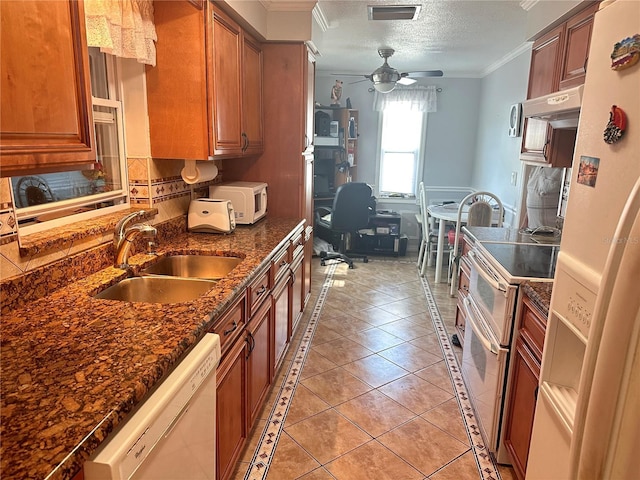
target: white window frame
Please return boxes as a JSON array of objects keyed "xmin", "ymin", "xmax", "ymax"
[
  {"xmin": 375, "ymin": 109, "xmax": 427, "ymax": 203},
  {"xmin": 11, "ymin": 53, "xmax": 130, "ymax": 235}
]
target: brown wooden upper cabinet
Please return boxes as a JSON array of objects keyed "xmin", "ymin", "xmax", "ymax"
[
  {"xmin": 520, "ymin": 117, "xmax": 576, "ymax": 167},
  {"xmin": 559, "ymin": 3, "xmax": 600, "ymax": 90},
  {"xmin": 527, "ymin": 2, "xmax": 599, "ymax": 99},
  {"xmin": 146, "ymin": 1, "xmax": 263, "ymax": 160},
  {"xmin": 0, "ymin": 0, "xmax": 95, "ymax": 177},
  {"xmin": 527, "ymin": 26, "xmax": 565, "ymax": 100},
  {"xmin": 522, "ymin": 2, "xmax": 597, "ymax": 166}
]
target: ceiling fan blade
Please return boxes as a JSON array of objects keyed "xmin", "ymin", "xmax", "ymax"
[
  {"xmin": 331, "ymin": 73, "xmax": 368, "ymax": 77},
  {"xmin": 397, "ymin": 77, "xmax": 417, "ymax": 85},
  {"xmin": 349, "ymin": 78, "xmax": 372, "ymax": 85},
  {"xmin": 403, "ymin": 70, "xmax": 444, "ymax": 78}
]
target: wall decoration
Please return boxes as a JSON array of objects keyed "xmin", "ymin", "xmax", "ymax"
[
  {"xmin": 603, "ymin": 105, "xmax": 627, "ymax": 144},
  {"xmin": 577, "ymin": 155, "xmax": 600, "ymax": 188},
  {"xmin": 330, "ymin": 79, "xmax": 343, "ymax": 105},
  {"xmin": 509, "ymin": 103, "xmax": 522, "ymax": 137},
  {"xmin": 610, "ymin": 34, "xmax": 640, "ymax": 71}
]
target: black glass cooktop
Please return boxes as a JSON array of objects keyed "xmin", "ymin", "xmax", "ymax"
[{"xmin": 480, "ymin": 242, "xmax": 559, "ymax": 281}]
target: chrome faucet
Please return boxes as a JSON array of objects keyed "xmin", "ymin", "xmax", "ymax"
[{"xmin": 114, "ymin": 211, "xmax": 157, "ymax": 269}]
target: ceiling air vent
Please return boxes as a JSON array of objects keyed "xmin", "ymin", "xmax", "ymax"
[{"xmin": 367, "ymin": 5, "xmax": 422, "ymax": 21}]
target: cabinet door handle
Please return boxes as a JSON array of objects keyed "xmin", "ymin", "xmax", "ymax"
[
  {"xmin": 241, "ymin": 132, "xmax": 248, "ymax": 152},
  {"xmin": 224, "ymin": 321, "xmax": 238, "ymax": 336},
  {"xmin": 543, "ymin": 140, "xmax": 549, "ymax": 160},
  {"xmin": 245, "ymin": 332, "xmax": 255, "ymax": 359},
  {"xmin": 534, "ymin": 385, "xmax": 539, "ymax": 400}
]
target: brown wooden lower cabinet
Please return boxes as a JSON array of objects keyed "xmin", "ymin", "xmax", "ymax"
[
  {"xmin": 503, "ymin": 291, "xmax": 547, "ymax": 480},
  {"xmin": 272, "ymin": 272, "xmax": 290, "ymax": 374},
  {"xmin": 216, "ymin": 336, "xmax": 247, "ymax": 480},
  {"xmin": 215, "ymin": 224, "xmax": 307, "ymax": 480},
  {"xmin": 246, "ymin": 299, "xmax": 272, "ymax": 426},
  {"xmin": 303, "ymin": 226, "xmax": 313, "ymax": 309},
  {"xmin": 290, "ymin": 249, "xmax": 304, "ymax": 336},
  {"xmin": 503, "ymin": 337, "xmax": 541, "ymax": 479}
]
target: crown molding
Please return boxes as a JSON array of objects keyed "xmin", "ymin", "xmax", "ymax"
[
  {"xmin": 259, "ymin": 0, "xmax": 317, "ymax": 12},
  {"xmin": 481, "ymin": 42, "xmax": 532, "ymax": 77},
  {"xmin": 312, "ymin": 3, "xmax": 329, "ymax": 32},
  {"xmin": 520, "ymin": 0, "xmax": 539, "ymax": 11}
]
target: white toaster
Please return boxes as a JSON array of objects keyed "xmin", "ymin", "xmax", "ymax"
[{"xmin": 188, "ymin": 199, "xmax": 236, "ymax": 234}]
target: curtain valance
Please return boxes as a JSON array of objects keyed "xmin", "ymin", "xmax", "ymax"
[
  {"xmin": 85, "ymin": 0, "xmax": 157, "ymax": 66},
  {"xmin": 373, "ymin": 85, "xmax": 438, "ymax": 112}
]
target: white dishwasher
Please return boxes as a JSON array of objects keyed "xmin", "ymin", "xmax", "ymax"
[{"xmin": 85, "ymin": 333, "xmax": 221, "ymax": 480}]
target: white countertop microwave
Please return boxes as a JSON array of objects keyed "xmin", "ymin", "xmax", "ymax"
[{"xmin": 209, "ymin": 181, "xmax": 267, "ymax": 225}]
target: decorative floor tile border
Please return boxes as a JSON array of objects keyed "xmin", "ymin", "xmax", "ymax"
[
  {"xmin": 243, "ymin": 263, "xmax": 337, "ymax": 480},
  {"xmin": 239, "ymin": 259, "xmax": 501, "ymax": 480},
  {"xmin": 419, "ymin": 274, "xmax": 502, "ymax": 480}
]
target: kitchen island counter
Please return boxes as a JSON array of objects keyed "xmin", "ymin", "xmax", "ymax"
[{"xmin": 0, "ymin": 217, "xmax": 304, "ymax": 480}]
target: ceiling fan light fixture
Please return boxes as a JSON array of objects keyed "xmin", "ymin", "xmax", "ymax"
[
  {"xmin": 373, "ymin": 82, "xmax": 396, "ymax": 93},
  {"xmin": 397, "ymin": 77, "xmax": 417, "ymax": 85}
]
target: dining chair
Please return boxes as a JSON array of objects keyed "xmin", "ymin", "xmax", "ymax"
[
  {"xmin": 448, "ymin": 191, "xmax": 504, "ymax": 294},
  {"xmin": 417, "ymin": 182, "xmax": 441, "ymax": 276}
]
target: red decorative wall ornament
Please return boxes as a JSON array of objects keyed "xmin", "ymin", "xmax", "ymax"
[{"xmin": 603, "ymin": 105, "xmax": 627, "ymax": 144}]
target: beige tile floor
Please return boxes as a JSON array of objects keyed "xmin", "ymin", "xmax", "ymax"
[{"xmin": 231, "ymin": 254, "xmax": 515, "ymax": 480}]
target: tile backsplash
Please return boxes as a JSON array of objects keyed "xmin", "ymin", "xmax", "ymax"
[{"xmin": 0, "ymin": 157, "xmax": 221, "ymax": 283}]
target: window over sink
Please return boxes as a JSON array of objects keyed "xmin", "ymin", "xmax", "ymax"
[{"xmin": 9, "ymin": 48, "xmax": 129, "ymax": 234}]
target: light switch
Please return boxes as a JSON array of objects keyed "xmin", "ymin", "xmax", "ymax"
[{"xmin": 510, "ymin": 171, "xmax": 517, "ymax": 186}]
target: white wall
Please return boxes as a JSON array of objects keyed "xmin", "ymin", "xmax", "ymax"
[
  {"xmin": 316, "ymin": 51, "xmax": 531, "ymax": 242},
  {"xmin": 314, "ymin": 74, "xmax": 482, "ymax": 191},
  {"xmin": 471, "ymin": 48, "xmax": 532, "ymax": 225}
]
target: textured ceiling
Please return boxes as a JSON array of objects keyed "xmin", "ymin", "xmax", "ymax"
[{"xmin": 312, "ymin": 0, "xmax": 530, "ymax": 78}]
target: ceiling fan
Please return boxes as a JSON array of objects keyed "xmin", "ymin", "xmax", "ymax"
[{"xmin": 334, "ymin": 48, "xmax": 443, "ymax": 93}]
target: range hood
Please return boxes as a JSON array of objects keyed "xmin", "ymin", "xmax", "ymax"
[{"xmin": 522, "ymin": 85, "xmax": 584, "ymax": 128}]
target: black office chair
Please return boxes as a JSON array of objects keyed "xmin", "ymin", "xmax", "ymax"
[{"xmin": 315, "ymin": 182, "xmax": 375, "ymax": 268}]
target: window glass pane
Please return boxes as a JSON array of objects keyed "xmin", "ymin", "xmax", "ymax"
[
  {"xmin": 382, "ymin": 110, "xmax": 423, "ymax": 150},
  {"xmin": 380, "ymin": 152, "xmax": 417, "ymax": 194},
  {"xmin": 10, "ymin": 51, "xmax": 127, "ymax": 229},
  {"xmin": 379, "ymin": 109, "xmax": 424, "ymax": 196},
  {"xmin": 89, "ymin": 47, "xmax": 110, "ymax": 99},
  {"xmin": 94, "ymin": 104, "xmax": 123, "ymax": 192}
]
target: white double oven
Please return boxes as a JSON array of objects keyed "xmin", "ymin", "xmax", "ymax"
[{"xmin": 461, "ymin": 236, "xmax": 558, "ymax": 463}]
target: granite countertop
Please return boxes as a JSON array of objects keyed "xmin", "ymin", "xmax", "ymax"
[
  {"xmin": 0, "ymin": 217, "xmax": 303, "ymax": 480},
  {"xmin": 522, "ymin": 281, "xmax": 553, "ymax": 318}
]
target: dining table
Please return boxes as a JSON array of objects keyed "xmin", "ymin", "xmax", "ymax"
[{"xmin": 426, "ymin": 202, "xmax": 501, "ymax": 283}]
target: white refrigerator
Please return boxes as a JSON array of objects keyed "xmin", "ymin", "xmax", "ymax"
[{"xmin": 526, "ymin": 1, "xmax": 640, "ymax": 479}]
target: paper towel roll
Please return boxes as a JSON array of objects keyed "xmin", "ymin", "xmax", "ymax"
[{"xmin": 181, "ymin": 161, "xmax": 218, "ymax": 184}]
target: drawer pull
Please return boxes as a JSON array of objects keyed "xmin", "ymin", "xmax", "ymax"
[
  {"xmin": 279, "ymin": 260, "xmax": 288, "ymax": 268},
  {"xmin": 224, "ymin": 321, "xmax": 238, "ymax": 336},
  {"xmin": 255, "ymin": 285, "xmax": 267, "ymax": 297}
]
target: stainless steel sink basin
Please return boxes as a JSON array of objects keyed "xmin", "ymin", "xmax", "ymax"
[
  {"xmin": 141, "ymin": 255, "xmax": 242, "ymax": 280},
  {"xmin": 95, "ymin": 276, "xmax": 215, "ymax": 303}
]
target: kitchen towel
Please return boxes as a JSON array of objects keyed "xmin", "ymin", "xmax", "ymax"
[{"xmin": 181, "ymin": 160, "xmax": 218, "ymax": 184}]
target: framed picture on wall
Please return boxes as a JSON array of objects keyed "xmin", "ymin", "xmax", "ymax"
[{"xmin": 509, "ymin": 103, "xmax": 522, "ymax": 137}]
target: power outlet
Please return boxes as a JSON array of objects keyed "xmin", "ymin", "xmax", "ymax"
[{"xmin": 510, "ymin": 171, "xmax": 517, "ymax": 186}]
